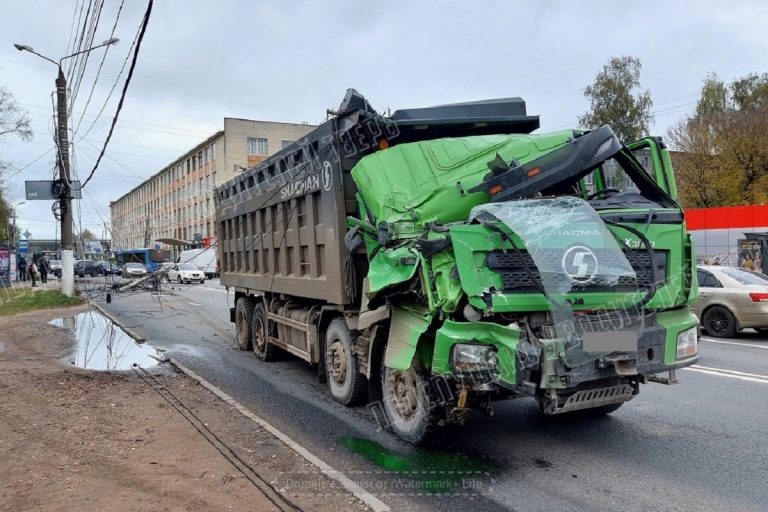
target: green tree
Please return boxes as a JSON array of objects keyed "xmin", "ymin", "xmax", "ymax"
[
  {"xmin": 0, "ymin": 82, "xmax": 32, "ymax": 243},
  {"xmin": 667, "ymin": 73, "xmax": 768, "ymax": 208},
  {"xmin": 579, "ymin": 56, "xmax": 654, "ymax": 141}
]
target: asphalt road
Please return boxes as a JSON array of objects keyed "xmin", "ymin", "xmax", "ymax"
[{"xmin": 92, "ymin": 278, "xmax": 768, "ymax": 512}]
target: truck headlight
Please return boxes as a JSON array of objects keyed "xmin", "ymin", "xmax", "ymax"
[
  {"xmin": 452, "ymin": 343, "xmax": 498, "ymax": 376},
  {"xmin": 676, "ymin": 327, "xmax": 698, "ymax": 359}
]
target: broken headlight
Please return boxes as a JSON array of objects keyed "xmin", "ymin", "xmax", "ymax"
[{"xmin": 452, "ymin": 343, "xmax": 499, "ymax": 378}]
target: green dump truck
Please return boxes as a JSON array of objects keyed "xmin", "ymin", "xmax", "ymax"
[{"xmin": 216, "ymin": 90, "xmax": 699, "ymax": 444}]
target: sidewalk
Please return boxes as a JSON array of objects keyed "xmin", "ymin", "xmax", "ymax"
[
  {"xmin": 0, "ymin": 305, "xmax": 372, "ymax": 512},
  {"xmin": 5, "ymin": 276, "xmax": 61, "ymax": 292}
]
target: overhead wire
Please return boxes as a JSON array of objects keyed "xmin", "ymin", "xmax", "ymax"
[
  {"xmin": 68, "ymin": 0, "xmax": 102, "ymax": 111},
  {"xmin": 73, "ymin": 0, "xmax": 125, "ymax": 136},
  {"xmin": 75, "ymin": 2, "xmax": 141, "ymax": 142},
  {"xmin": 75, "ymin": 0, "xmax": 153, "ymax": 191}
]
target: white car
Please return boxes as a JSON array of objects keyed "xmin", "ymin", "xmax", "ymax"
[{"xmin": 167, "ymin": 263, "xmax": 205, "ymax": 284}]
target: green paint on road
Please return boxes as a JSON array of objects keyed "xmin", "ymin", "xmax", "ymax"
[{"xmin": 337, "ymin": 436, "xmax": 493, "ymax": 494}]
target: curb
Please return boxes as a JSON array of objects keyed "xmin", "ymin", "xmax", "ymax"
[
  {"xmin": 90, "ymin": 301, "xmax": 146, "ymax": 343},
  {"xmin": 169, "ymin": 357, "xmax": 391, "ymax": 512}
]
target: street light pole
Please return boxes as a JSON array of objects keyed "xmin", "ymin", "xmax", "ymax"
[
  {"xmin": 55, "ymin": 67, "xmax": 73, "ymax": 251},
  {"xmin": 13, "ymin": 38, "xmax": 119, "ymax": 252},
  {"xmin": 14, "ymin": 38, "xmax": 118, "ymax": 295}
]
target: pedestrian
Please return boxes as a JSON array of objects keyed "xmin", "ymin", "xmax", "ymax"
[
  {"xmin": 38, "ymin": 257, "xmax": 48, "ymax": 284},
  {"xmin": 18, "ymin": 255, "xmax": 27, "ymax": 281},
  {"xmin": 30, "ymin": 259, "xmax": 38, "ymax": 287}
]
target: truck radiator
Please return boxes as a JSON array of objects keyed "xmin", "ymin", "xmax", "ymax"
[{"xmin": 486, "ymin": 249, "xmax": 667, "ymax": 292}]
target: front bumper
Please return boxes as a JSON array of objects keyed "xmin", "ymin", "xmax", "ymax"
[{"xmin": 430, "ymin": 308, "xmax": 699, "ymax": 391}]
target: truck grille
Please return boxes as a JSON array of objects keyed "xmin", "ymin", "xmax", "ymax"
[{"xmin": 486, "ymin": 248, "xmax": 667, "ymax": 292}]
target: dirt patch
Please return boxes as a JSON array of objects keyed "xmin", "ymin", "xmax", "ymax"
[{"xmin": 0, "ymin": 306, "xmax": 370, "ymax": 512}]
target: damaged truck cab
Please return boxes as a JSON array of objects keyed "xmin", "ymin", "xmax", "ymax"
[{"xmin": 217, "ymin": 90, "xmax": 699, "ymax": 444}]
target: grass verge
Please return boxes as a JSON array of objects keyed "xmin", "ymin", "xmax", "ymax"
[{"xmin": 0, "ymin": 289, "xmax": 84, "ymax": 316}]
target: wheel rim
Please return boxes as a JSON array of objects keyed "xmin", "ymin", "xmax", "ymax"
[
  {"xmin": 254, "ymin": 316, "xmax": 267, "ymax": 353},
  {"xmin": 706, "ymin": 309, "xmax": 731, "ymax": 335},
  {"xmin": 386, "ymin": 368, "xmax": 419, "ymax": 421},
  {"xmin": 328, "ymin": 338, "xmax": 347, "ymax": 385}
]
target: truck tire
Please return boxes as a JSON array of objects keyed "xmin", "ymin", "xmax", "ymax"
[
  {"xmin": 235, "ymin": 297, "xmax": 255, "ymax": 351},
  {"xmin": 324, "ymin": 318, "xmax": 366, "ymax": 406},
  {"xmin": 380, "ymin": 358, "xmax": 440, "ymax": 445},
  {"xmin": 252, "ymin": 302, "xmax": 276, "ymax": 361}
]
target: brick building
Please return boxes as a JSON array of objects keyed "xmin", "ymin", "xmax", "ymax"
[{"xmin": 109, "ymin": 118, "xmax": 314, "ymax": 251}]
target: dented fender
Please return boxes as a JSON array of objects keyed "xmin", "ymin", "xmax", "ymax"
[
  {"xmin": 432, "ymin": 320, "xmax": 523, "ymax": 386},
  {"xmin": 384, "ymin": 307, "xmax": 433, "ymax": 370}
]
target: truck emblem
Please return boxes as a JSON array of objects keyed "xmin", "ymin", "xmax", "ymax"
[
  {"xmin": 562, "ymin": 245, "xmax": 598, "ymax": 284},
  {"xmin": 322, "ymin": 161, "xmax": 333, "ymax": 191}
]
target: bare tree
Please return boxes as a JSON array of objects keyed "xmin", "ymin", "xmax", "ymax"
[{"xmin": 0, "ymin": 82, "xmax": 33, "ymax": 243}]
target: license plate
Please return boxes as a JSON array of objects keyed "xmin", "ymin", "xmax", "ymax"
[{"xmin": 582, "ymin": 331, "xmax": 638, "ymax": 352}]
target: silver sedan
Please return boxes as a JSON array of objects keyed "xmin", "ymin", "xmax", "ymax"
[{"xmin": 693, "ymin": 265, "xmax": 768, "ymax": 337}]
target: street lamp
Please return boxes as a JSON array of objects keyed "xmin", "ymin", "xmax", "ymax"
[
  {"xmin": 13, "ymin": 37, "xmax": 119, "ymax": 252},
  {"xmin": 10, "ymin": 201, "xmax": 25, "ymax": 249},
  {"xmin": 14, "ymin": 38, "xmax": 118, "ymax": 296}
]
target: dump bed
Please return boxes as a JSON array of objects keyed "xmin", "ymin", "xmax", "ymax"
[{"xmin": 215, "ymin": 90, "xmax": 539, "ymax": 305}]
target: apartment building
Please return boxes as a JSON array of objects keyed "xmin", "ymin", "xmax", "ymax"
[{"xmin": 110, "ymin": 118, "xmax": 315, "ymax": 251}]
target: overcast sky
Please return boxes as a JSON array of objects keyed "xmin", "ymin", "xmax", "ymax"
[{"xmin": 1, "ymin": 0, "xmax": 766, "ymax": 240}]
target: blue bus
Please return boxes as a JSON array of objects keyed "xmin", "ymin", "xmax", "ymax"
[{"xmin": 114, "ymin": 248, "xmax": 171, "ymax": 272}]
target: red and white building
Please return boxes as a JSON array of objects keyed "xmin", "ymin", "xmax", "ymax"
[{"xmin": 685, "ymin": 205, "xmax": 768, "ymax": 269}]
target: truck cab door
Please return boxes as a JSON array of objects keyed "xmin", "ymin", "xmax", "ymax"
[{"xmin": 626, "ymin": 137, "xmax": 678, "ymax": 200}]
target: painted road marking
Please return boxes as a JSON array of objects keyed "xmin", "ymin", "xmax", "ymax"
[
  {"xmin": 187, "ymin": 301, "xmax": 202, "ymax": 306},
  {"xmin": 169, "ymin": 358, "xmax": 390, "ymax": 512},
  {"xmin": 684, "ymin": 365, "xmax": 768, "ymax": 385},
  {"xmin": 700, "ymin": 337, "xmax": 768, "ymax": 350}
]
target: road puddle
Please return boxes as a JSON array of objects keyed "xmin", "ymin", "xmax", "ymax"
[
  {"xmin": 50, "ymin": 310, "xmax": 160, "ymax": 371},
  {"xmin": 337, "ymin": 436, "xmax": 492, "ymax": 495}
]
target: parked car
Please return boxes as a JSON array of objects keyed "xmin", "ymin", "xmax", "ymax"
[
  {"xmin": 693, "ymin": 265, "xmax": 768, "ymax": 337},
  {"xmin": 74, "ymin": 260, "xmax": 99, "ymax": 277},
  {"xmin": 121, "ymin": 262, "xmax": 147, "ymax": 278},
  {"xmin": 98, "ymin": 261, "xmax": 121, "ymax": 275},
  {"xmin": 167, "ymin": 263, "xmax": 205, "ymax": 284},
  {"xmin": 178, "ymin": 248, "xmax": 218, "ymax": 278},
  {"xmin": 47, "ymin": 259, "xmax": 62, "ymax": 275}
]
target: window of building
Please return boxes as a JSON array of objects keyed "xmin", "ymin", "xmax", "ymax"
[
  {"xmin": 186, "ymin": 159, "xmax": 191, "ymax": 173},
  {"xmin": 281, "ymin": 140, "xmax": 294, "ymax": 149},
  {"xmin": 203, "ymin": 148, "xmax": 209, "ymax": 165},
  {"xmin": 248, "ymin": 137, "xmax": 268, "ymax": 156},
  {"xmin": 211, "ymin": 143, "xmax": 217, "ymax": 161}
]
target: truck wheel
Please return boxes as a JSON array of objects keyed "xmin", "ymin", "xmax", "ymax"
[
  {"xmin": 380, "ymin": 358, "xmax": 440, "ymax": 444},
  {"xmin": 252, "ymin": 302, "xmax": 276, "ymax": 361},
  {"xmin": 703, "ymin": 305, "xmax": 737, "ymax": 338},
  {"xmin": 235, "ymin": 297, "xmax": 255, "ymax": 351},
  {"xmin": 325, "ymin": 318, "xmax": 366, "ymax": 406}
]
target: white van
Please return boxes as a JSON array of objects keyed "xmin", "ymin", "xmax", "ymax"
[{"xmin": 177, "ymin": 248, "xmax": 218, "ymax": 278}]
